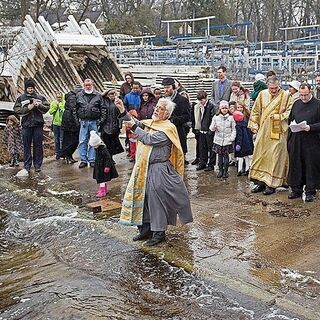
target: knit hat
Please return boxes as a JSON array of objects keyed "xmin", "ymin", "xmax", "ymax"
[
  {"xmin": 233, "ymin": 111, "xmax": 244, "ymax": 122},
  {"xmin": 288, "ymin": 80, "xmax": 301, "ymax": 92},
  {"xmin": 219, "ymin": 100, "xmax": 229, "ymax": 108},
  {"xmin": 89, "ymin": 130, "xmax": 103, "ymax": 147},
  {"xmin": 24, "ymin": 78, "xmax": 36, "ymax": 90},
  {"xmin": 162, "ymin": 77, "xmax": 175, "ymax": 86},
  {"xmin": 255, "ymin": 73, "xmax": 265, "ymax": 82}
]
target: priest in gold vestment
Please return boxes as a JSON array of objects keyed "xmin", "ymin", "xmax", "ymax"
[
  {"xmin": 248, "ymin": 76, "xmax": 293, "ymax": 195},
  {"xmin": 115, "ymin": 97, "xmax": 193, "ymax": 246}
]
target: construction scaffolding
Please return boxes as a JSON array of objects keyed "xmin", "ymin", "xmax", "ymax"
[{"xmin": 104, "ymin": 17, "xmax": 320, "ymax": 81}]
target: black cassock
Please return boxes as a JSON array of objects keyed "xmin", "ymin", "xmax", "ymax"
[{"xmin": 287, "ymin": 97, "xmax": 320, "ymax": 192}]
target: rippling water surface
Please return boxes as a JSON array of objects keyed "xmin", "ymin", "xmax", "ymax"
[{"xmin": 0, "ymin": 172, "xmax": 302, "ymax": 320}]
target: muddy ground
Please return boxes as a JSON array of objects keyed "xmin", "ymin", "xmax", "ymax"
[{"xmin": 0, "ymin": 139, "xmax": 319, "ymax": 319}]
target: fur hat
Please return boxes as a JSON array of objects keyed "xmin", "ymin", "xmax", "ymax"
[
  {"xmin": 288, "ymin": 80, "xmax": 301, "ymax": 92},
  {"xmin": 24, "ymin": 78, "xmax": 36, "ymax": 90},
  {"xmin": 89, "ymin": 130, "xmax": 103, "ymax": 147},
  {"xmin": 162, "ymin": 77, "xmax": 175, "ymax": 86},
  {"xmin": 255, "ymin": 73, "xmax": 265, "ymax": 82},
  {"xmin": 233, "ymin": 111, "xmax": 244, "ymax": 122}
]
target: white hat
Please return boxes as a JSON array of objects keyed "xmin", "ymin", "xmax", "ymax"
[
  {"xmin": 255, "ymin": 73, "xmax": 265, "ymax": 81},
  {"xmin": 219, "ymin": 100, "xmax": 229, "ymax": 107},
  {"xmin": 288, "ymin": 80, "xmax": 301, "ymax": 92},
  {"xmin": 89, "ymin": 130, "xmax": 103, "ymax": 147}
]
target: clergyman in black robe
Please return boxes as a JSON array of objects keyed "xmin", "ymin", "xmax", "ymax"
[{"xmin": 287, "ymin": 84, "xmax": 320, "ymax": 202}]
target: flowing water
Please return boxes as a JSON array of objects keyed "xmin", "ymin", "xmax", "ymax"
[{"xmin": 0, "ymin": 163, "xmax": 307, "ymax": 319}]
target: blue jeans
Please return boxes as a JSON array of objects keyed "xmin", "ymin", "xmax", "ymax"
[
  {"xmin": 22, "ymin": 126, "xmax": 44, "ymax": 170},
  {"xmin": 53, "ymin": 125, "xmax": 63, "ymax": 156},
  {"xmin": 78, "ymin": 120, "xmax": 97, "ymax": 163}
]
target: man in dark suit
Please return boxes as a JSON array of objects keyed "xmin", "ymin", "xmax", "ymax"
[
  {"xmin": 162, "ymin": 77, "xmax": 191, "ymax": 164},
  {"xmin": 211, "ymin": 66, "xmax": 232, "ymax": 109}
]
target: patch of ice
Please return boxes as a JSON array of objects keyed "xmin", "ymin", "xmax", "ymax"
[{"xmin": 47, "ymin": 189, "xmax": 80, "ymax": 196}]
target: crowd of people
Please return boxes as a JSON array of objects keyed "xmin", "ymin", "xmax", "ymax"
[{"xmin": 2, "ymin": 68, "xmax": 320, "ymax": 245}]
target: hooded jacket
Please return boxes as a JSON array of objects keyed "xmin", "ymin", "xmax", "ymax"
[
  {"xmin": 250, "ymin": 80, "xmax": 267, "ymax": 101},
  {"xmin": 138, "ymin": 88, "xmax": 157, "ymax": 120},
  {"xmin": 49, "ymin": 95, "xmax": 65, "ymax": 126}
]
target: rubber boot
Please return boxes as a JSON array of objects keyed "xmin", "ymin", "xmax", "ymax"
[
  {"xmin": 222, "ymin": 163, "xmax": 229, "ymax": 178},
  {"xmin": 217, "ymin": 165, "xmax": 223, "ymax": 178},
  {"xmin": 96, "ymin": 184, "xmax": 106, "ymax": 198}
]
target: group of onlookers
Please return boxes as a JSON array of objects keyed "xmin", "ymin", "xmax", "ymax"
[{"xmin": 2, "ymin": 69, "xmax": 320, "ymax": 201}]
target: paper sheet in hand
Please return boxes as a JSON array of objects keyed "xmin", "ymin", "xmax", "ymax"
[{"xmin": 289, "ymin": 120, "xmax": 307, "ymax": 133}]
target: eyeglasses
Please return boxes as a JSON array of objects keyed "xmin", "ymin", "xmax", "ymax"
[{"xmin": 107, "ymin": 92, "xmax": 116, "ymax": 96}]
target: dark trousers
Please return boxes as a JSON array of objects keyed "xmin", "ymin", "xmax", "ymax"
[
  {"xmin": 194, "ymin": 131, "xmax": 200, "ymax": 160},
  {"xmin": 53, "ymin": 124, "xmax": 62, "ymax": 156},
  {"xmin": 291, "ymin": 185, "xmax": 316, "ymax": 196},
  {"xmin": 199, "ymin": 132, "xmax": 216, "ymax": 167},
  {"xmin": 22, "ymin": 126, "xmax": 44, "ymax": 170},
  {"xmin": 218, "ymin": 153, "xmax": 229, "ymax": 168}
]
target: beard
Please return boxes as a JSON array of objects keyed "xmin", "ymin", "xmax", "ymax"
[
  {"xmin": 84, "ymin": 89, "xmax": 93, "ymax": 94},
  {"xmin": 152, "ymin": 114, "xmax": 159, "ymax": 121}
]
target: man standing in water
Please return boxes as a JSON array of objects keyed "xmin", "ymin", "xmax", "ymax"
[
  {"xmin": 116, "ymin": 98, "xmax": 193, "ymax": 246},
  {"xmin": 248, "ymin": 76, "xmax": 292, "ymax": 195}
]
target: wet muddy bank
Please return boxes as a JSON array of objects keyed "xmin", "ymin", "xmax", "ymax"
[{"xmin": 0, "ymin": 141, "xmax": 319, "ymax": 319}]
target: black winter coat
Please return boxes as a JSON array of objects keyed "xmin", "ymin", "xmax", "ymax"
[
  {"xmin": 191, "ymin": 100, "xmax": 216, "ymax": 132},
  {"xmin": 287, "ymin": 97, "xmax": 320, "ymax": 189},
  {"xmin": 171, "ymin": 93, "xmax": 191, "ymax": 153},
  {"xmin": 234, "ymin": 120, "xmax": 254, "ymax": 157},
  {"xmin": 61, "ymin": 91, "xmax": 80, "ymax": 132},
  {"xmin": 76, "ymin": 90, "xmax": 104, "ymax": 121},
  {"xmin": 100, "ymin": 98, "xmax": 121, "ymax": 135},
  {"xmin": 14, "ymin": 92, "xmax": 49, "ymax": 128},
  {"xmin": 93, "ymin": 145, "xmax": 118, "ymax": 184}
]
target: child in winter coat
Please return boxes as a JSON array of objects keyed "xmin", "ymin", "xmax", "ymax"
[
  {"xmin": 233, "ymin": 111, "xmax": 254, "ymax": 176},
  {"xmin": 89, "ymin": 131, "xmax": 118, "ymax": 198},
  {"xmin": 209, "ymin": 100, "xmax": 236, "ymax": 178},
  {"xmin": 236, "ymin": 103, "xmax": 250, "ymax": 120},
  {"xmin": 2, "ymin": 115, "xmax": 23, "ymax": 167},
  {"xmin": 126, "ymin": 108, "xmax": 138, "ymax": 162}
]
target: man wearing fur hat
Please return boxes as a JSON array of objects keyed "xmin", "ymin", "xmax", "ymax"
[
  {"xmin": 115, "ymin": 97, "xmax": 193, "ymax": 246},
  {"xmin": 162, "ymin": 77, "xmax": 191, "ymax": 164},
  {"xmin": 14, "ymin": 78, "xmax": 49, "ymax": 173}
]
